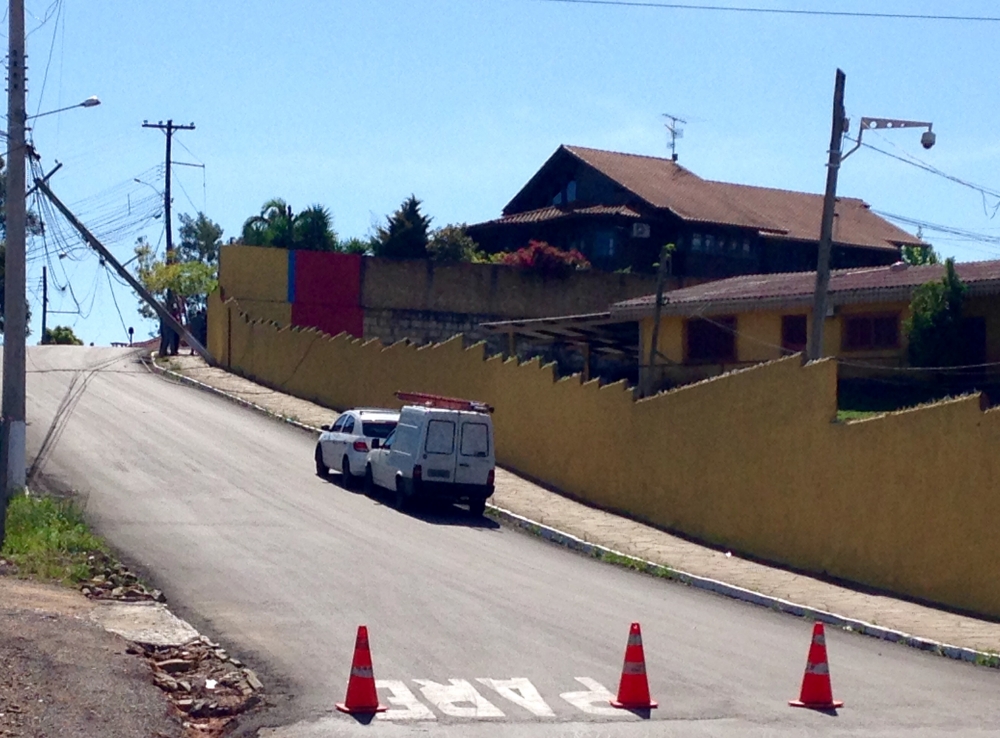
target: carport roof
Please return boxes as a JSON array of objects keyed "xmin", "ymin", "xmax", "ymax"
[{"xmin": 480, "ymin": 312, "xmax": 640, "ymax": 358}]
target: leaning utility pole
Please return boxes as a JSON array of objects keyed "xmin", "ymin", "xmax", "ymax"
[
  {"xmin": 33, "ymin": 179, "xmax": 212, "ymax": 363},
  {"xmin": 142, "ymin": 119, "xmax": 194, "ymax": 353},
  {"xmin": 807, "ymin": 69, "xmax": 847, "ymax": 361},
  {"xmin": 1, "ymin": 0, "xmax": 28, "ymax": 537}
]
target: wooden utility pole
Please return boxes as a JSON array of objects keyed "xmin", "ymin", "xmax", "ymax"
[
  {"xmin": 808, "ymin": 69, "xmax": 847, "ymax": 361},
  {"xmin": 40, "ymin": 266, "xmax": 47, "ymax": 343},
  {"xmin": 1, "ymin": 0, "xmax": 28, "ymax": 540},
  {"xmin": 33, "ymin": 179, "xmax": 212, "ymax": 363},
  {"xmin": 142, "ymin": 119, "xmax": 195, "ymax": 354},
  {"xmin": 643, "ymin": 243, "xmax": 672, "ymax": 397}
]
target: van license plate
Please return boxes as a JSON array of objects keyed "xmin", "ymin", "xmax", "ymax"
[{"xmin": 427, "ymin": 469, "xmax": 451, "ymax": 479}]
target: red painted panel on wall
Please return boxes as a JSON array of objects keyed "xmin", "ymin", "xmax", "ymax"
[
  {"xmin": 291, "ymin": 303, "xmax": 364, "ymax": 339},
  {"xmin": 292, "ymin": 251, "xmax": 362, "ymax": 307}
]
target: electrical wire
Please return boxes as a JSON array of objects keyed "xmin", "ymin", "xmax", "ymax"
[
  {"xmin": 539, "ymin": 0, "xmax": 1000, "ymax": 22},
  {"xmin": 31, "ymin": 0, "xmax": 64, "ymax": 119},
  {"xmin": 105, "ymin": 267, "xmax": 130, "ymax": 339}
]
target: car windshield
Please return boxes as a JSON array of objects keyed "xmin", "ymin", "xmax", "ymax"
[{"xmin": 362, "ymin": 421, "xmax": 397, "ymax": 439}]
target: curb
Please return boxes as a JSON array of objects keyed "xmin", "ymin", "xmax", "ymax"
[{"xmin": 149, "ymin": 360, "xmax": 1000, "ymax": 671}]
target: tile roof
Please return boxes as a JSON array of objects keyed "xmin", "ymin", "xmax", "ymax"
[
  {"xmin": 470, "ymin": 203, "xmax": 641, "ymax": 228},
  {"xmin": 560, "ymin": 145, "xmax": 923, "ymax": 251},
  {"xmin": 611, "ymin": 259, "xmax": 1000, "ymax": 319}
]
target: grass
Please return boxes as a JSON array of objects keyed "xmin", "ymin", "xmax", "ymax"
[
  {"xmin": 836, "ymin": 409, "xmax": 882, "ymax": 422},
  {"xmin": 1, "ymin": 492, "xmax": 107, "ymax": 583}
]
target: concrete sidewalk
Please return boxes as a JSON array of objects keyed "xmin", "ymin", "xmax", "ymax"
[{"xmin": 153, "ymin": 353, "xmax": 1000, "ymax": 658}]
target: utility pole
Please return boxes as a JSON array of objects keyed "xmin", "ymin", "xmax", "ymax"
[
  {"xmin": 1, "ymin": 0, "xmax": 28, "ymax": 537},
  {"xmin": 40, "ymin": 266, "xmax": 47, "ymax": 343},
  {"xmin": 33, "ymin": 178, "xmax": 212, "ymax": 363},
  {"xmin": 807, "ymin": 69, "xmax": 847, "ymax": 362},
  {"xmin": 142, "ymin": 119, "xmax": 194, "ymax": 354},
  {"xmin": 643, "ymin": 243, "xmax": 673, "ymax": 398}
]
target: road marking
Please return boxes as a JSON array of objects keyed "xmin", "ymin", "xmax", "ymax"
[
  {"xmin": 560, "ymin": 677, "xmax": 622, "ymax": 716},
  {"xmin": 477, "ymin": 677, "xmax": 556, "ymax": 717},
  {"xmin": 413, "ymin": 678, "xmax": 506, "ymax": 719},
  {"xmin": 375, "ymin": 680, "xmax": 436, "ymax": 721}
]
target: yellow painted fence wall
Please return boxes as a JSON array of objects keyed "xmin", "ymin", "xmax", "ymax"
[{"xmin": 208, "ymin": 291, "xmax": 1000, "ymax": 619}]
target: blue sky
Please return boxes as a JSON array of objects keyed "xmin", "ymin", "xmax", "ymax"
[{"xmin": 16, "ymin": 0, "xmax": 1000, "ymax": 344}]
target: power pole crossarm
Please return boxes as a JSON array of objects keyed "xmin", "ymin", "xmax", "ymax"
[{"xmin": 33, "ymin": 179, "xmax": 214, "ymax": 364}]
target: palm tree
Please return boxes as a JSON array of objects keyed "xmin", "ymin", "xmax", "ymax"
[{"xmin": 241, "ymin": 198, "xmax": 337, "ymax": 251}]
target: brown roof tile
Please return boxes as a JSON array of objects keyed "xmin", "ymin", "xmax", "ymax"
[
  {"xmin": 611, "ymin": 259, "xmax": 1000, "ymax": 319},
  {"xmin": 470, "ymin": 203, "xmax": 641, "ymax": 228},
  {"xmin": 562, "ymin": 145, "xmax": 923, "ymax": 251}
]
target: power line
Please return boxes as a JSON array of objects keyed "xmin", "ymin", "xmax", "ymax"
[{"xmin": 539, "ymin": 0, "xmax": 1000, "ymax": 22}]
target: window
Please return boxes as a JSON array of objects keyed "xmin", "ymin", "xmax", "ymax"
[
  {"xmin": 381, "ymin": 428, "xmax": 395, "ymax": 450},
  {"xmin": 460, "ymin": 422, "xmax": 490, "ymax": 457},
  {"xmin": 552, "ymin": 192, "xmax": 563, "ymax": 205},
  {"xmin": 425, "ymin": 419, "xmax": 456, "ymax": 454},
  {"xmin": 742, "ymin": 239, "xmax": 751, "ymax": 256},
  {"xmin": 566, "ymin": 180, "xmax": 577, "ymax": 202},
  {"xmin": 842, "ymin": 314, "xmax": 900, "ymax": 351},
  {"xmin": 362, "ymin": 421, "xmax": 396, "ymax": 439},
  {"xmin": 705, "ymin": 234, "xmax": 716, "ymax": 252},
  {"xmin": 331, "ymin": 416, "xmax": 347, "ymax": 433},
  {"xmin": 781, "ymin": 315, "xmax": 808, "ymax": 353},
  {"xmin": 686, "ymin": 316, "xmax": 737, "ymax": 363},
  {"xmin": 341, "ymin": 416, "xmax": 355, "ymax": 434},
  {"xmin": 691, "ymin": 233, "xmax": 703, "ymax": 251}
]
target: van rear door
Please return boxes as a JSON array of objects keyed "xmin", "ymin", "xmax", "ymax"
[
  {"xmin": 454, "ymin": 412, "xmax": 492, "ymax": 486},
  {"xmin": 422, "ymin": 412, "xmax": 459, "ymax": 483}
]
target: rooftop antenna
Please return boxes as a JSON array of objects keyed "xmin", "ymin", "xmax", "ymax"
[{"xmin": 663, "ymin": 113, "xmax": 687, "ymax": 161}]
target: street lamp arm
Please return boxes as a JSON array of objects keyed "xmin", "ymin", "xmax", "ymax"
[
  {"xmin": 842, "ymin": 116, "xmax": 934, "ymax": 160},
  {"xmin": 26, "ymin": 96, "xmax": 101, "ymax": 121}
]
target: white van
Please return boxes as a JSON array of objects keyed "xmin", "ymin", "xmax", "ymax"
[{"xmin": 364, "ymin": 392, "xmax": 495, "ymax": 515}]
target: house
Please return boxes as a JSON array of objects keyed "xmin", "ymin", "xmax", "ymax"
[
  {"xmin": 609, "ymin": 259, "xmax": 1000, "ymax": 390},
  {"xmin": 467, "ymin": 145, "xmax": 926, "ymax": 276}
]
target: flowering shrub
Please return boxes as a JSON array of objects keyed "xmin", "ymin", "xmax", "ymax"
[{"xmin": 497, "ymin": 240, "xmax": 591, "ymax": 278}]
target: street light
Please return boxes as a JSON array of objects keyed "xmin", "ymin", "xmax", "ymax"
[
  {"xmin": 26, "ymin": 95, "xmax": 100, "ymax": 121},
  {"xmin": 807, "ymin": 69, "xmax": 934, "ymax": 361}
]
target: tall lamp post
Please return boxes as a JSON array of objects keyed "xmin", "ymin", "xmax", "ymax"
[
  {"xmin": 807, "ymin": 69, "xmax": 934, "ymax": 361},
  {"xmin": 0, "ymin": 64, "xmax": 102, "ymax": 538}
]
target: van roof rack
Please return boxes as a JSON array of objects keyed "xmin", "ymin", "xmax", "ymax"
[{"xmin": 395, "ymin": 391, "xmax": 494, "ymax": 414}]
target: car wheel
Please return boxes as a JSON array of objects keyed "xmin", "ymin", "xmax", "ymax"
[
  {"xmin": 364, "ymin": 465, "xmax": 375, "ymax": 496},
  {"xmin": 341, "ymin": 457, "xmax": 353, "ymax": 489},
  {"xmin": 469, "ymin": 498, "xmax": 487, "ymax": 517},
  {"xmin": 394, "ymin": 477, "xmax": 408, "ymax": 512},
  {"xmin": 315, "ymin": 444, "xmax": 329, "ymax": 478}
]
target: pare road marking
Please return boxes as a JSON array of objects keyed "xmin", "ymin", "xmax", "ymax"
[
  {"xmin": 477, "ymin": 677, "xmax": 556, "ymax": 717},
  {"xmin": 559, "ymin": 677, "xmax": 623, "ymax": 716},
  {"xmin": 412, "ymin": 678, "xmax": 506, "ymax": 719},
  {"xmin": 373, "ymin": 677, "xmax": 626, "ymax": 721}
]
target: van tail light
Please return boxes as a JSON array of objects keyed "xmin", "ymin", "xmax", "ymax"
[
  {"xmin": 413, "ymin": 465, "xmax": 422, "ymax": 481},
  {"xmin": 353, "ymin": 440, "xmax": 369, "ymax": 452},
  {"xmin": 487, "ymin": 468, "xmax": 495, "ymax": 486}
]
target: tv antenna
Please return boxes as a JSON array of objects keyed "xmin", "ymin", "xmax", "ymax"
[{"xmin": 663, "ymin": 113, "xmax": 687, "ymax": 161}]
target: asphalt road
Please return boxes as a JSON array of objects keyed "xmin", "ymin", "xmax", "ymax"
[{"xmin": 19, "ymin": 346, "xmax": 1000, "ymax": 737}]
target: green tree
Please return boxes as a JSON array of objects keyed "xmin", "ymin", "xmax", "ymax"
[
  {"xmin": 338, "ymin": 236, "xmax": 372, "ymax": 255},
  {"xmin": 901, "ymin": 244, "xmax": 939, "ymax": 266},
  {"xmin": 241, "ymin": 198, "xmax": 338, "ymax": 251},
  {"xmin": 372, "ymin": 195, "xmax": 431, "ymax": 259},
  {"xmin": 42, "ymin": 326, "xmax": 83, "ymax": 345},
  {"xmin": 177, "ymin": 212, "xmax": 224, "ymax": 265},
  {"xmin": 427, "ymin": 224, "xmax": 482, "ymax": 262},
  {"xmin": 904, "ymin": 257, "xmax": 967, "ymax": 367}
]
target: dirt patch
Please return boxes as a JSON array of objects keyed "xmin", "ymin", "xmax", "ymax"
[{"xmin": 0, "ymin": 578, "xmax": 181, "ymax": 738}]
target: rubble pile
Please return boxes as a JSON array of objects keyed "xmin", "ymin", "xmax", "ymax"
[
  {"xmin": 78, "ymin": 554, "xmax": 166, "ymax": 602},
  {"xmin": 128, "ymin": 636, "xmax": 264, "ymax": 736}
]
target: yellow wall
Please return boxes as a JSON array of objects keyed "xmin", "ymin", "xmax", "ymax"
[
  {"xmin": 219, "ymin": 245, "xmax": 288, "ymax": 303},
  {"xmin": 360, "ymin": 257, "xmax": 666, "ymax": 319},
  {"xmin": 209, "ymin": 294, "xmax": 1000, "ymax": 619}
]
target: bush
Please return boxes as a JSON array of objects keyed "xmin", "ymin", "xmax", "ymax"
[
  {"xmin": 904, "ymin": 257, "xmax": 967, "ymax": 367},
  {"xmin": 428, "ymin": 224, "xmax": 482, "ymax": 262},
  {"xmin": 497, "ymin": 240, "xmax": 590, "ymax": 278}
]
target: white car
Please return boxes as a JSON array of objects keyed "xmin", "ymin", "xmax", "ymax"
[
  {"xmin": 315, "ymin": 408, "xmax": 399, "ymax": 488},
  {"xmin": 364, "ymin": 393, "xmax": 495, "ymax": 515}
]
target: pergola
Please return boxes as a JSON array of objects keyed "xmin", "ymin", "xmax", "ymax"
[{"xmin": 479, "ymin": 312, "xmax": 640, "ymax": 381}]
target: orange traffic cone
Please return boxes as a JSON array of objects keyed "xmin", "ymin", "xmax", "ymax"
[
  {"xmin": 789, "ymin": 622, "xmax": 843, "ymax": 710},
  {"xmin": 336, "ymin": 625, "xmax": 387, "ymax": 714},
  {"xmin": 610, "ymin": 622, "xmax": 658, "ymax": 709}
]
